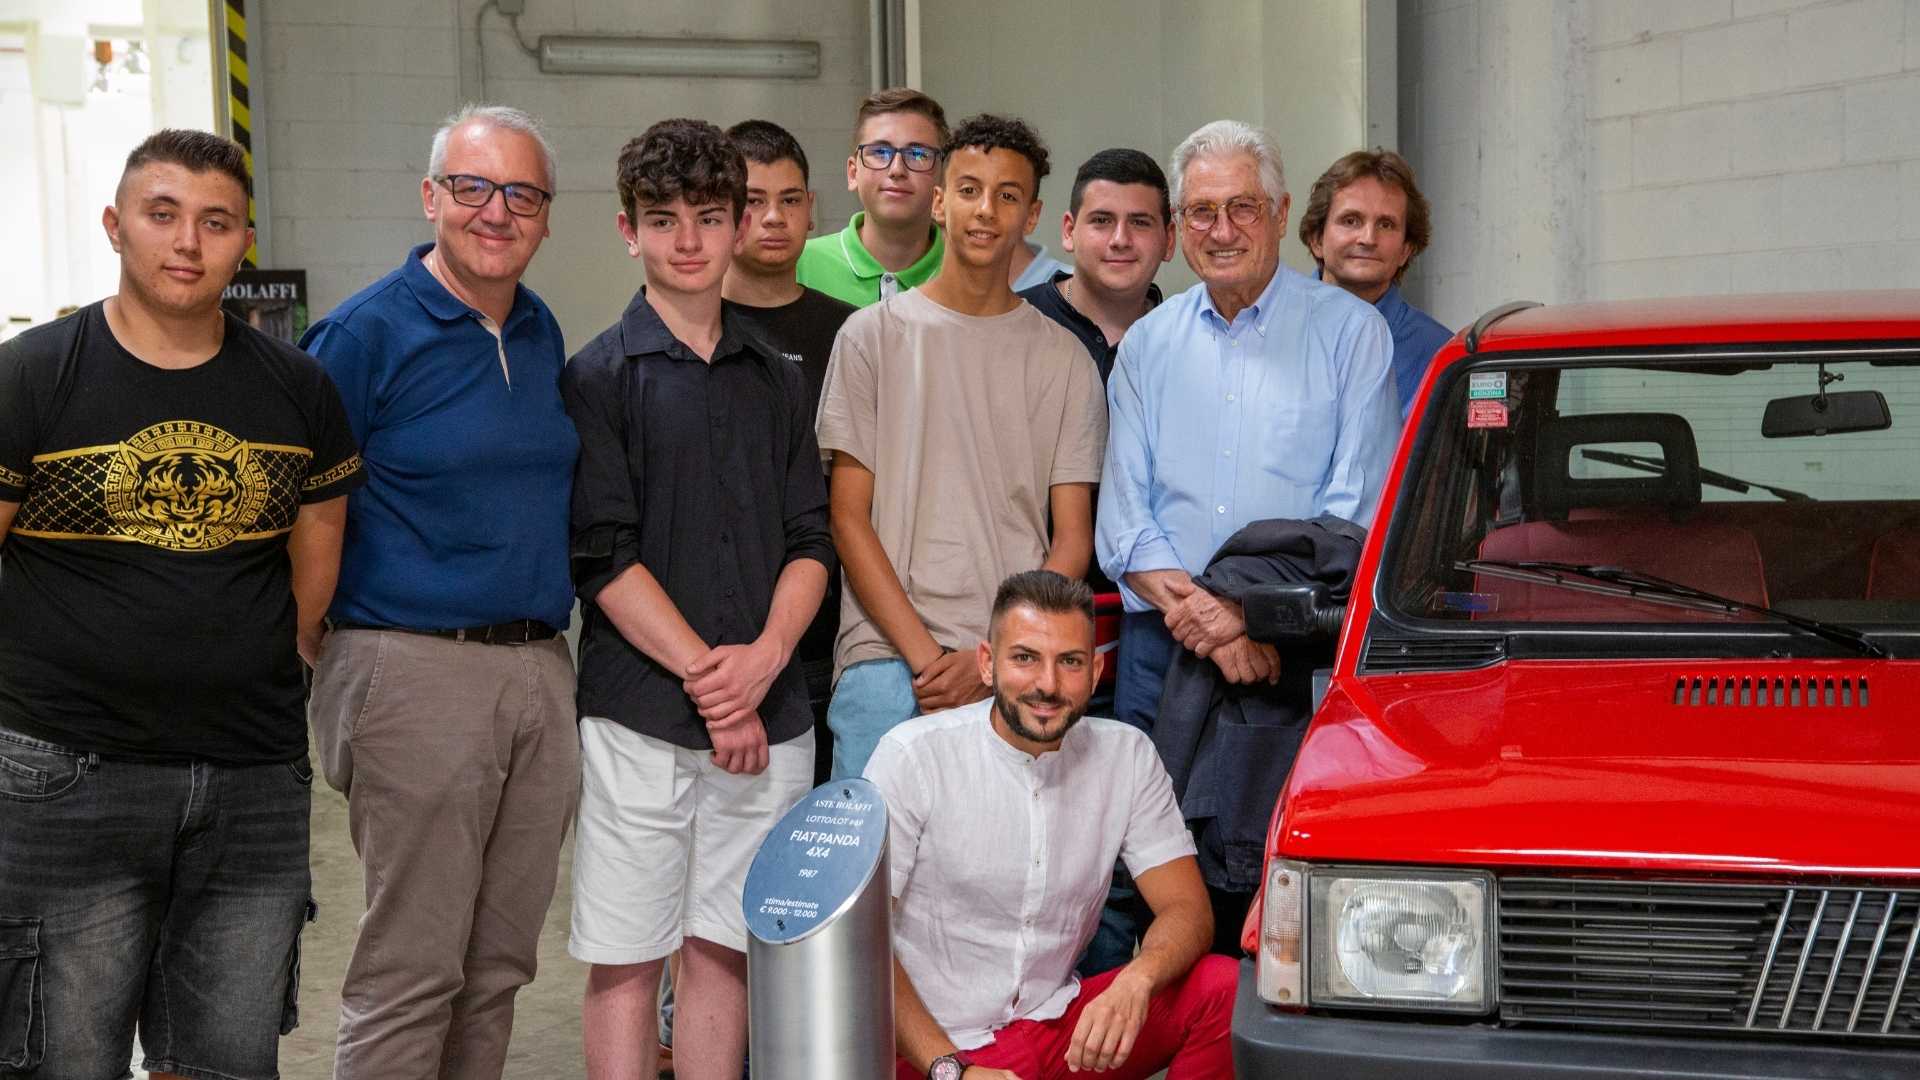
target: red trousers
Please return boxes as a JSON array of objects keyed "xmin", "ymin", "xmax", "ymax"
[{"xmin": 896, "ymin": 953, "xmax": 1238, "ymax": 1080}]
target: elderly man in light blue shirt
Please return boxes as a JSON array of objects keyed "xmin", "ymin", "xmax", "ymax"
[
  {"xmin": 1097, "ymin": 119, "xmax": 1398, "ymax": 734},
  {"xmin": 1084, "ymin": 117, "xmax": 1398, "ymax": 977}
]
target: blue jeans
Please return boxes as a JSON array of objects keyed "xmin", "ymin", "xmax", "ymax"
[
  {"xmin": 1080, "ymin": 612, "xmax": 1180, "ymax": 976},
  {"xmin": 0, "ymin": 725, "xmax": 312, "ymax": 1080},
  {"xmin": 1114, "ymin": 611, "xmax": 1178, "ymax": 735},
  {"xmin": 825, "ymin": 658, "xmax": 919, "ymax": 780}
]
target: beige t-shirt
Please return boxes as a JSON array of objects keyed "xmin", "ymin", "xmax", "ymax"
[{"xmin": 816, "ymin": 288, "xmax": 1108, "ymax": 674}]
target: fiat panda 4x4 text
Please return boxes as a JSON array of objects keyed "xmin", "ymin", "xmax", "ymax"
[{"xmin": 1231, "ymin": 292, "xmax": 1920, "ymax": 1078}]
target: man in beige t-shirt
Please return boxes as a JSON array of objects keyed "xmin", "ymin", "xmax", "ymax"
[{"xmin": 817, "ymin": 114, "xmax": 1107, "ymax": 780}]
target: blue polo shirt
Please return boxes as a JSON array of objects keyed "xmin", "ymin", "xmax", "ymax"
[{"xmin": 300, "ymin": 243, "xmax": 579, "ymax": 630}]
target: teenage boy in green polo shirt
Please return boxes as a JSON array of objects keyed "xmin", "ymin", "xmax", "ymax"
[{"xmin": 796, "ymin": 87, "xmax": 948, "ymax": 306}]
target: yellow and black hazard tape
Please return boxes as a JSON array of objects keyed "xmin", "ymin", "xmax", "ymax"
[{"xmin": 224, "ymin": 0, "xmax": 257, "ymax": 267}]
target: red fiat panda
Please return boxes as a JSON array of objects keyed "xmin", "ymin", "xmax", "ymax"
[{"xmin": 1231, "ymin": 293, "xmax": 1920, "ymax": 1078}]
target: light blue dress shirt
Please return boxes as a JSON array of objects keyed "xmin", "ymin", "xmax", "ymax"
[
  {"xmin": 1013, "ymin": 242, "xmax": 1073, "ymax": 293},
  {"xmin": 1096, "ymin": 265, "xmax": 1400, "ymax": 612}
]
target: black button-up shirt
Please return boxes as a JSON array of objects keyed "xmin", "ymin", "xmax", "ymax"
[
  {"xmin": 1016, "ymin": 270, "xmax": 1163, "ymax": 383},
  {"xmin": 562, "ymin": 290, "xmax": 834, "ymax": 750}
]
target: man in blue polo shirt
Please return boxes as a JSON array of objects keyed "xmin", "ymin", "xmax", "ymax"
[
  {"xmin": 300, "ymin": 104, "xmax": 580, "ymax": 1080},
  {"xmin": 1299, "ymin": 148, "xmax": 1451, "ymax": 418}
]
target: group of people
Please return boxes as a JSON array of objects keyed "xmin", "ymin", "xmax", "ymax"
[{"xmin": 0, "ymin": 82, "xmax": 1452, "ymax": 1080}]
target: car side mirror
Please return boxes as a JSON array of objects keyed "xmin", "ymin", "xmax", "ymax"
[
  {"xmin": 1244, "ymin": 582, "xmax": 1345, "ymax": 644},
  {"xmin": 1762, "ymin": 389, "xmax": 1891, "ymax": 438}
]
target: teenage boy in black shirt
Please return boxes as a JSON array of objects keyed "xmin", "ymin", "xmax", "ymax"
[
  {"xmin": 563, "ymin": 118, "xmax": 831, "ymax": 1080},
  {"xmin": 723, "ymin": 118, "xmax": 857, "ymax": 783},
  {"xmin": 0, "ymin": 129, "xmax": 361, "ymax": 1080},
  {"xmin": 1016, "ymin": 147, "xmax": 1175, "ymax": 383}
]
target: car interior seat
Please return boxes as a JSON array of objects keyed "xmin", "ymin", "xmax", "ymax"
[{"xmin": 1475, "ymin": 413, "xmax": 1770, "ymax": 620}]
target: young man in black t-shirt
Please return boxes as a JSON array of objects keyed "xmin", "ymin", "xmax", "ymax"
[
  {"xmin": 0, "ymin": 131, "xmax": 361, "ymax": 1080},
  {"xmin": 723, "ymin": 118, "xmax": 857, "ymax": 782}
]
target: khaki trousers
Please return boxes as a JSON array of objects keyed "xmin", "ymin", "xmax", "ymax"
[{"xmin": 310, "ymin": 629, "xmax": 580, "ymax": 1080}]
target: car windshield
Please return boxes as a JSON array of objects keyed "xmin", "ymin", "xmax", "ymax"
[{"xmin": 1384, "ymin": 351, "xmax": 1920, "ymax": 630}]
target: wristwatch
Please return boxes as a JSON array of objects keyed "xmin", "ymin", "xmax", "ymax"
[{"xmin": 928, "ymin": 1053, "xmax": 966, "ymax": 1080}]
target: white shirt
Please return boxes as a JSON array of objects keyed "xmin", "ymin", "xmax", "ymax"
[{"xmin": 863, "ymin": 700, "xmax": 1196, "ymax": 1050}]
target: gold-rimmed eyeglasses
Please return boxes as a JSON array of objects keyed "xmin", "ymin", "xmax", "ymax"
[{"xmin": 1178, "ymin": 196, "xmax": 1269, "ymax": 232}]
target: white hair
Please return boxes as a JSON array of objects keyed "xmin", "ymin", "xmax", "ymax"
[
  {"xmin": 1169, "ymin": 119, "xmax": 1286, "ymax": 208},
  {"xmin": 428, "ymin": 103, "xmax": 558, "ymax": 192}
]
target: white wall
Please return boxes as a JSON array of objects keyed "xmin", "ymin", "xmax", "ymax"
[
  {"xmin": 0, "ymin": 0, "xmax": 215, "ymax": 322},
  {"xmin": 257, "ymin": 0, "xmax": 870, "ymax": 348},
  {"xmin": 919, "ymin": 0, "xmax": 1383, "ymax": 294},
  {"xmin": 255, "ymin": 0, "xmax": 1920, "ymax": 340},
  {"xmin": 1401, "ymin": 0, "xmax": 1920, "ymax": 330},
  {"xmin": 0, "ymin": 44, "xmax": 44, "ymax": 324}
]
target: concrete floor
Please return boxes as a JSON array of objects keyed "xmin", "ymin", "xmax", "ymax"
[
  {"xmin": 134, "ymin": 773, "xmax": 592, "ymax": 1080},
  {"xmin": 294, "ymin": 780, "xmax": 592, "ymax": 1078},
  {"xmin": 128, "ymin": 741, "xmax": 1169, "ymax": 1079}
]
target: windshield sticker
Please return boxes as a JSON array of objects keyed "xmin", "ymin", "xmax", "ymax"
[
  {"xmin": 1469, "ymin": 372, "xmax": 1508, "ymax": 399},
  {"xmin": 1435, "ymin": 591, "xmax": 1500, "ymax": 614},
  {"xmin": 1468, "ymin": 400, "xmax": 1509, "ymax": 428}
]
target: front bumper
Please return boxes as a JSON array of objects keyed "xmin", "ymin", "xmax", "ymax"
[{"xmin": 1232, "ymin": 960, "xmax": 1918, "ymax": 1079}]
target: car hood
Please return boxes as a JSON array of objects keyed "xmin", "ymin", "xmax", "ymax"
[{"xmin": 1278, "ymin": 659, "xmax": 1920, "ymax": 878}]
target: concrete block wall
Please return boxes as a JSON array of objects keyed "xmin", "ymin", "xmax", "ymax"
[
  {"xmin": 257, "ymin": 0, "xmax": 870, "ymax": 346},
  {"xmin": 1401, "ymin": 0, "xmax": 1920, "ymax": 329}
]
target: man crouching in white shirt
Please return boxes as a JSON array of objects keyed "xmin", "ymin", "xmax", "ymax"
[{"xmin": 865, "ymin": 570, "xmax": 1236, "ymax": 1080}]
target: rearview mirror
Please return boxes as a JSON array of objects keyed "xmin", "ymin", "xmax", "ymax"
[{"xmin": 1761, "ymin": 390, "xmax": 1890, "ymax": 438}]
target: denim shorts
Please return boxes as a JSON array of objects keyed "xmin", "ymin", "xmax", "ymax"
[
  {"xmin": 0, "ymin": 725, "xmax": 313, "ymax": 1080},
  {"xmin": 824, "ymin": 657, "xmax": 919, "ymax": 780}
]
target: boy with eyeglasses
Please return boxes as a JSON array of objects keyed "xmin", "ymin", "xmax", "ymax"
[
  {"xmin": 816, "ymin": 114, "xmax": 1107, "ymax": 780},
  {"xmin": 796, "ymin": 87, "xmax": 949, "ymax": 307}
]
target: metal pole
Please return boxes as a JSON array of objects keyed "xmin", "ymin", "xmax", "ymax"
[{"xmin": 745, "ymin": 778, "xmax": 895, "ymax": 1080}]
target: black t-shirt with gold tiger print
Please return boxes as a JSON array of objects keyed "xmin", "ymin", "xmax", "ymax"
[{"xmin": 0, "ymin": 302, "xmax": 363, "ymax": 764}]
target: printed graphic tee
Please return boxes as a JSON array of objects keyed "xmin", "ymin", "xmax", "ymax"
[{"xmin": 0, "ymin": 303, "xmax": 364, "ymax": 764}]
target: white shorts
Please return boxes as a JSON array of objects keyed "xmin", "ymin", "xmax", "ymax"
[{"xmin": 568, "ymin": 716, "xmax": 815, "ymax": 964}]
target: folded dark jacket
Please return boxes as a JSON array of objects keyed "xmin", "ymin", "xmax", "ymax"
[{"xmin": 1152, "ymin": 515, "xmax": 1365, "ymax": 892}]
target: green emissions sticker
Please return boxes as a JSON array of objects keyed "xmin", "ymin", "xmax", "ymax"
[{"xmin": 1468, "ymin": 372, "xmax": 1508, "ymax": 399}]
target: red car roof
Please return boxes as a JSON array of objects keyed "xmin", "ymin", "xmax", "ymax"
[{"xmin": 1466, "ymin": 290, "xmax": 1920, "ymax": 355}]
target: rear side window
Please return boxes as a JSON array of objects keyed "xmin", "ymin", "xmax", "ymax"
[{"xmin": 1385, "ymin": 354, "xmax": 1920, "ymax": 627}]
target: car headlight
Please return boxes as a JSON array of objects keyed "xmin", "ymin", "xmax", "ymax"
[
  {"xmin": 1308, "ymin": 869, "xmax": 1492, "ymax": 1012},
  {"xmin": 1255, "ymin": 859, "xmax": 1306, "ymax": 1006}
]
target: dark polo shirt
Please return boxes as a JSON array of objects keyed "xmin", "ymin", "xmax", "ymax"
[
  {"xmin": 1018, "ymin": 270, "xmax": 1163, "ymax": 383},
  {"xmin": 563, "ymin": 289, "xmax": 834, "ymax": 750},
  {"xmin": 301, "ymin": 242, "xmax": 579, "ymax": 631}
]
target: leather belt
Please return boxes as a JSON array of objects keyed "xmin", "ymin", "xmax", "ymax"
[{"xmin": 328, "ymin": 619, "xmax": 561, "ymax": 645}]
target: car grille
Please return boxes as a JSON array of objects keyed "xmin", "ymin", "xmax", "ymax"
[{"xmin": 1498, "ymin": 877, "xmax": 1920, "ymax": 1043}]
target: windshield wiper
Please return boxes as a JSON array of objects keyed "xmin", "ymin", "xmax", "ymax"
[
  {"xmin": 1456, "ymin": 558, "xmax": 1888, "ymax": 658},
  {"xmin": 1578, "ymin": 448, "xmax": 1814, "ymax": 502}
]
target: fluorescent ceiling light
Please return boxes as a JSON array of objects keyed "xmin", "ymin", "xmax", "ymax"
[{"xmin": 537, "ymin": 35, "xmax": 819, "ymax": 79}]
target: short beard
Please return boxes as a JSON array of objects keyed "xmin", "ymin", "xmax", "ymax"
[{"xmin": 993, "ymin": 686, "xmax": 1087, "ymax": 748}]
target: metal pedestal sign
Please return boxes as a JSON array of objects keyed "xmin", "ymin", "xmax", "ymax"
[{"xmin": 744, "ymin": 777, "xmax": 893, "ymax": 1080}]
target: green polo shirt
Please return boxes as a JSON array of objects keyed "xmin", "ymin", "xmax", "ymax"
[{"xmin": 796, "ymin": 212, "xmax": 944, "ymax": 308}]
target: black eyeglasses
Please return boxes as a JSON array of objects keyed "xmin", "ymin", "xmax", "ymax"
[
  {"xmin": 856, "ymin": 142, "xmax": 940, "ymax": 173},
  {"xmin": 1179, "ymin": 196, "xmax": 1269, "ymax": 232},
  {"xmin": 435, "ymin": 174, "xmax": 553, "ymax": 217}
]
